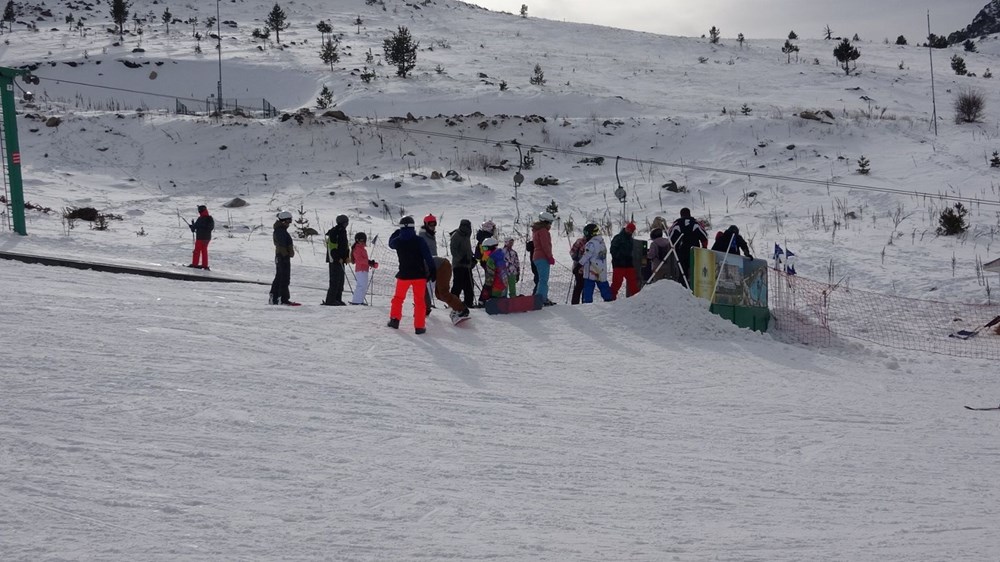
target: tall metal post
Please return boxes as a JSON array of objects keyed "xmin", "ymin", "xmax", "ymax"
[
  {"xmin": 0, "ymin": 67, "xmax": 27, "ymax": 235},
  {"xmin": 927, "ymin": 10, "xmax": 938, "ymax": 136},
  {"xmin": 216, "ymin": 0, "xmax": 223, "ymax": 115}
]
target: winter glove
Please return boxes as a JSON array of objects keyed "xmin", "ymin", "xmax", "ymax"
[
  {"xmin": 369, "ymin": 260, "xmax": 379, "ymax": 269},
  {"xmin": 548, "ymin": 258, "xmax": 555, "ymax": 265},
  {"xmin": 189, "ymin": 221, "xmax": 196, "ymax": 232},
  {"xmin": 572, "ymin": 263, "xmax": 582, "ymax": 275}
]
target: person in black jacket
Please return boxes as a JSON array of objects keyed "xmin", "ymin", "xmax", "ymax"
[
  {"xmin": 188, "ymin": 205, "xmax": 214, "ymax": 270},
  {"xmin": 269, "ymin": 211, "xmax": 298, "ymax": 305},
  {"xmin": 449, "ymin": 219, "xmax": 476, "ymax": 308},
  {"xmin": 710, "ymin": 225, "xmax": 753, "ymax": 258},
  {"xmin": 387, "ymin": 216, "xmax": 436, "ymax": 334},
  {"xmin": 667, "ymin": 207, "xmax": 709, "ymax": 289},
  {"xmin": 323, "ymin": 214, "xmax": 350, "ymax": 306}
]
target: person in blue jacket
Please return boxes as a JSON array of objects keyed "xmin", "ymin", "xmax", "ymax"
[{"xmin": 387, "ymin": 216, "xmax": 436, "ymax": 334}]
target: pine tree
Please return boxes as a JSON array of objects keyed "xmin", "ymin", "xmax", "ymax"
[
  {"xmin": 383, "ymin": 26, "xmax": 418, "ymax": 78},
  {"xmin": 530, "ymin": 63, "xmax": 545, "ymax": 85},
  {"xmin": 895, "ymin": 35, "xmax": 907, "ymax": 45},
  {"xmin": 265, "ymin": 3, "xmax": 289, "ymax": 45},
  {"xmin": 833, "ymin": 38, "xmax": 861, "ymax": 75},
  {"xmin": 936, "ymin": 203, "xmax": 968, "ymax": 235},
  {"xmin": 316, "ymin": 85, "xmax": 333, "ymax": 109},
  {"xmin": 856, "ymin": 155, "xmax": 870, "ymax": 175},
  {"xmin": 990, "ymin": 151, "xmax": 1000, "ymax": 168},
  {"xmin": 951, "ymin": 55, "xmax": 967, "ymax": 76},
  {"xmin": 737, "ymin": 33, "xmax": 745, "ymax": 49},
  {"xmin": 781, "ymin": 40, "xmax": 799, "ymax": 63},
  {"xmin": 520, "ymin": 4, "xmax": 527, "ymax": 18},
  {"xmin": 317, "ymin": 20, "xmax": 331, "ymax": 43},
  {"xmin": 3, "ymin": 0, "xmax": 15, "ymax": 33},
  {"xmin": 161, "ymin": 7, "xmax": 171, "ymax": 33},
  {"xmin": 963, "ymin": 39, "xmax": 977, "ymax": 53},
  {"xmin": 319, "ymin": 38, "xmax": 339, "ymax": 70},
  {"xmin": 110, "ymin": 0, "xmax": 131, "ymax": 41},
  {"xmin": 788, "ymin": 30, "xmax": 798, "ymax": 40},
  {"xmin": 709, "ymin": 26, "xmax": 720, "ymax": 44}
]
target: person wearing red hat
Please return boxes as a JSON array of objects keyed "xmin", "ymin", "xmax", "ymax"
[
  {"xmin": 419, "ymin": 214, "xmax": 438, "ymax": 312},
  {"xmin": 187, "ymin": 205, "xmax": 214, "ymax": 270},
  {"xmin": 609, "ymin": 221, "xmax": 639, "ymax": 299}
]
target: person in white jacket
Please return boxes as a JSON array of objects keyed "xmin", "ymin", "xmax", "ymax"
[{"xmin": 578, "ymin": 223, "xmax": 614, "ymax": 303}]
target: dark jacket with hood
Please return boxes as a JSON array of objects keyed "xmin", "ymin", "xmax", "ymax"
[
  {"xmin": 190, "ymin": 208, "xmax": 214, "ymax": 241},
  {"xmin": 609, "ymin": 228, "xmax": 635, "ymax": 268},
  {"xmin": 325, "ymin": 224, "xmax": 350, "ymax": 263},
  {"xmin": 389, "ymin": 226, "xmax": 436, "ymax": 281},
  {"xmin": 711, "ymin": 226, "xmax": 752, "ymax": 258},
  {"xmin": 274, "ymin": 221, "xmax": 295, "ymax": 258},
  {"xmin": 450, "ymin": 220, "xmax": 475, "ymax": 269}
]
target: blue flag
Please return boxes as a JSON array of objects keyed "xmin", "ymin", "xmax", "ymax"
[
  {"xmin": 784, "ymin": 247, "xmax": 797, "ymax": 275},
  {"xmin": 773, "ymin": 243, "xmax": 784, "ymax": 260}
]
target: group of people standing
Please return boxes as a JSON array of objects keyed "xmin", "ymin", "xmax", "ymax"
[{"xmin": 248, "ymin": 204, "xmax": 753, "ymax": 332}]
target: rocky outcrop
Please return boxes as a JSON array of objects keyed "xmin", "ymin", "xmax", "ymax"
[{"xmin": 948, "ymin": 0, "xmax": 1000, "ymax": 44}]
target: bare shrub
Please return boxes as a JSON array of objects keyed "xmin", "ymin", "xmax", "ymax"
[{"xmin": 954, "ymin": 87, "xmax": 985, "ymax": 123}]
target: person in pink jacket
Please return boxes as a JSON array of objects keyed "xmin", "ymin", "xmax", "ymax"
[
  {"xmin": 350, "ymin": 232, "xmax": 378, "ymax": 305},
  {"xmin": 531, "ymin": 211, "xmax": 556, "ymax": 306}
]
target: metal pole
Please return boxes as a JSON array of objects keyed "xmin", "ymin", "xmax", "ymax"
[
  {"xmin": 927, "ymin": 10, "xmax": 938, "ymax": 136},
  {"xmin": 0, "ymin": 68, "xmax": 27, "ymax": 235},
  {"xmin": 216, "ymin": 0, "xmax": 223, "ymax": 116}
]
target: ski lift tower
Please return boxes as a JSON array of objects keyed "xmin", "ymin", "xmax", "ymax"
[{"xmin": 0, "ymin": 66, "xmax": 31, "ymax": 235}]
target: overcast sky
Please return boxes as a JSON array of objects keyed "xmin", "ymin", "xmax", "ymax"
[{"xmin": 470, "ymin": 0, "xmax": 988, "ymax": 44}]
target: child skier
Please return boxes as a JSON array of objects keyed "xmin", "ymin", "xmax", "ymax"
[{"xmin": 350, "ymin": 232, "xmax": 378, "ymax": 305}]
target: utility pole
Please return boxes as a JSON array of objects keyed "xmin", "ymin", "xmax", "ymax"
[{"xmin": 216, "ymin": 0, "xmax": 223, "ymax": 116}]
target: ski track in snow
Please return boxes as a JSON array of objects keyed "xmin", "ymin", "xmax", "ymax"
[{"xmin": 2, "ymin": 261, "xmax": 999, "ymax": 561}]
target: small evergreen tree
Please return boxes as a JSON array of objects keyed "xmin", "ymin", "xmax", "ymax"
[
  {"xmin": 251, "ymin": 27, "xmax": 270, "ymax": 41},
  {"xmin": 895, "ymin": 35, "xmax": 907, "ymax": 45},
  {"xmin": 354, "ymin": 16, "xmax": 362, "ymax": 34},
  {"xmin": 529, "ymin": 63, "xmax": 545, "ymax": 85},
  {"xmin": 936, "ymin": 203, "xmax": 968, "ymax": 236},
  {"xmin": 520, "ymin": 4, "xmax": 527, "ymax": 18},
  {"xmin": 856, "ymin": 155, "xmax": 870, "ymax": 175},
  {"xmin": 852, "ymin": 33, "xmax": 860, "ymax": 41},
  {"xmin": 110, "ymin": 0, "xmax": 131, "ymax": 41},
  {"xmin": 3, "ymin": 0, "xmax": 14, "ymax": 33},
  {"xmin": 316, "ymin": 85, "xmax": 333, "ymax": 109},
  {"xmin": 990, "ymin": 151, "xmax": 1000, "ymax": 168},
  {"xmin": 833, "ymin": 38, "xmax": 861, "ymax": 75},
  {"xmin": 709, "ymin": 26, "xmax": 720, "ymax": 44},
  {"xmin": 963, "ymin": 39, "xmax": 977, "ymax": 53},
  {"xmin": 317, "ymin": 20, "xmax": 331, "ymax": 42},
  {"xmin": 740, "ymin": 103, "xmax": 752, "ymax": 115},
  {"xmin": 737, "ymin": 33, "xmax": 745, "ymax": 49},
  {"xmin": 926, "ymin": 34, "xmax": 948, "ymax": 49},
  {"xmin": 951, "ymin": 55, "xmax": 967, "ymax": 76},
  {"xmin": 823, "ymin": 25, "xmax": 832, "ymax": 40},
  {"xmin": 383, "ymin": 26, "xmax": 418, "ymax": 77},
  {"xmin": 161, "ymin": 7, "xmax": 172, "ymax": 33},
  {"xmin": 320, "ymin": 38, "xmax": 339, "ymax": 70},
  {"xmin": 265, "ymin": 3, "xmax": 289, "ymax": 45},
  {"xmin": 781, "ymin": 39, "xmax": 799, "ymax": 63},
  {"xmin": 984, "ymin": 68, "xmax": 993, "ymax": 79},
  {"xmin": 359, "ymin": 66, "xmax": 375, "ymax": 83},
  {"xmin": 788, "ymin": 30, "xmax": 797, "ymax": 40}
]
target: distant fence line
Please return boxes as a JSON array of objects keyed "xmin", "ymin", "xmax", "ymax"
[{"xmin": 175, "ymin": 97, "xmax": 280, "ymax": 119}]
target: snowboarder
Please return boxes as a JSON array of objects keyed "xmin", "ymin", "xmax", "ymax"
[
  {"xmin": 432, "ymin": 257, "xmax": 471, "ymax": 324},
  {"xmin": 187, "ymin": 205, "xmax": 214, "ymax": 270},
  {"xmin": 710, "ymin": 225, "xmax": 753, "ymax": 258},
  {"xmin": 609, "ymin": 221, "xmax": 639, "ymax": 299},
  {"xmin": 579, "ymin": 223, "xmax": 613, "ymax": 303},
  {"xmin": 323, "ymin": 214, "xmax": 350, "ymax": 306},
  {"xmin": 646, "ymin": 228, "xmax": 675, "ymax": 284},
  {"xmin": 667, "ymin": 207, "xmax": 709, "ymax": 288},
  {"xmin": 531, "ymin": 211, "xmax": 556, "ymax": 306},
  {"xmin": 387, "ymin": 216, "xmax": 436, "ymax": 334},
  {"xmin": 480, "ymin": 237, "xmax": 507, "ymax": 301},
  {"xmin": 269, "ymin": 211, "xmax": 299, "ymax": 306},
  {"xmin": 569, "ymin": 232, "xmax": 587, "ymax": 304},
  {"xmin": 449, "ymin": 219, "xmax": 476, "ymax": 309},
  {"xmin": 350, "ymin": 232, "xmax": 378, "ymax": 305}
]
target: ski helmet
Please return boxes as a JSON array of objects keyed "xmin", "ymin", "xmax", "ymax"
[
  {"xmin": 482, "ymin": 237, "xmax": 499, "ymax": 248},
  {"xmin": 481, "ymin": 220, "xmax": 495, "ymax": 232},
  {"xmin": 336, "ymin": 214, "xmax": 349, "ymax": 226},
  {"xmin": 423, "ymin": 213, "xmax": 437, "ymax": 225},
  {"xmin": 583, "ymin": 223, "xmax": 600, "ymax": 238},
  {"xmin": 276, "ymin": 210, "xmax": 293, "ymax": 221},
  {"xmin": 538, "ymin": 211, "xmax": 555, "ymax": 223},
  {"xmin": 399, "ymin": 215, "xmax": 415, "ymax": 227}
]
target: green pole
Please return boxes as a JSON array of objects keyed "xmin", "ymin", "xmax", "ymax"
[{"xmin": 0, "ymin": 66, "xmax": 27, "ymax": 235}]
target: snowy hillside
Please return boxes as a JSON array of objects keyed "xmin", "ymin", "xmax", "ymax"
[{"xmin": 2, "ymin": 0, "xmax": 1000, "ymax": 560}]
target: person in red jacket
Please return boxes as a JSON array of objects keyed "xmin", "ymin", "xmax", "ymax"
[
  {"xmin": 188, "ymin": 205, "xmax": 214, "ymax": 270},
  {"xmin": 531, "ymin": 211, "xmax": 556, "ymax": 306}
]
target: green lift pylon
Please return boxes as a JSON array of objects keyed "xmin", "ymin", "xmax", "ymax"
[{"xmin": 0, "ymin": 66, "xmax": 30, "ymax": 235}]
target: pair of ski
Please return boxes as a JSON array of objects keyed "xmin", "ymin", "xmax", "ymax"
[
  {"xmin": 948, "ymin": 315, "xmax": 1000, "ymax": 340},
  {"xmin": 965, "ymin": 403, "xmax": 1000, "ymax": 411}
]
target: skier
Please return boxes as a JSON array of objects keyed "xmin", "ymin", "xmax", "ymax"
[
  {"xmin": 269, "ymin": 211, "xmax": 299, "ymax": 306},
  {"xmin": 667, "ymin": 207, "xmax": 709, "ymax": 288},
  {"xmin": 609, "ymin": 221, "xmax": 639, "ymax": 299},
  {"xmin": 646, "ymin": 228, "xmax": 675, "ymax": 283},
  {"xmin": 474, "ymin": 220, "xmax": 496, "ymax": 267},
  {"xmin": 387, "ymin": 216, "xmax": 436, "ymax": 334},
  {"xmin": 710, "ymin": 225, "xmax": 753, "ymax": 258},
  {"xmin": 419, "ymin": 214, "xmax": 439, "ymax": 313},
  {"xmin": 350, "ymin": 232, "xmax": 378, "ymax": 305},
  {"xmin": 531, "ymin": 211, "xmax": 556, "ymax": 306},
  {"xmin": 503, "ymin": 237, "xmax": 520, "ymax": 297},
  {"xmin": 579, "ymin": 223, "xmax": 613, "ymax": 303},
  {"xmin": 449, "ymin": 219, "xmax": 476, "ymax": 309},
  {"xmin": 569, "ymin": 232, "xmax": 587, "ymax": 304},
  {"xmin": 323, "ymin": 214, "xmax": 350, "ymax": 306},
  {"xmin": 187, "ymin": 204, "xmax": 214, "ymax": 270}
]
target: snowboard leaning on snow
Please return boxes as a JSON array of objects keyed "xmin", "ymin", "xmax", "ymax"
[{"xmin": 484, "ymin": 295, "xmax": 544, "ymax": 315}]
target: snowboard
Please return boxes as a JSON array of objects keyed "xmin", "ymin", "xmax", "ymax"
[
  {"xmin": 964, "ymin": 404, "xmax": 1000, "ymax": 411},
  {"xmin": 484, "ymin": 295, "xmax": 544, "ymax": 315},
  {"xmin": 451, "ymin": 310, "xmax": 472, "ymax": 326}
]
